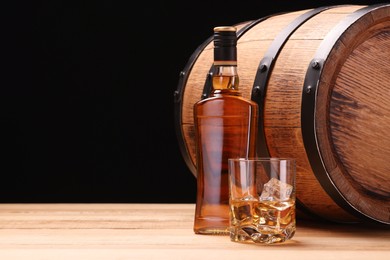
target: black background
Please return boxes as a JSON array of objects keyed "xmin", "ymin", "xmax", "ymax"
[{"xmin": 1, "ymin": 0, "xmax": 386, "ymax": 203}]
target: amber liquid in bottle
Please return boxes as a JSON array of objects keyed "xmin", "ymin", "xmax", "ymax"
[{"xmin": 193, "ymin": 26, "xmax": 258, "ymax": 235}]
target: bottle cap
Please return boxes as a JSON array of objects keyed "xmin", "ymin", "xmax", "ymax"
[{"xmin": 213, "ymin": 26, "xmax": 237, "ymax": 65}]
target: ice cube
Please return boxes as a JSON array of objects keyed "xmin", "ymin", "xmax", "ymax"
[{"xmin": 259, "ymin": 178, "xmax": 293, "ymax": 201}]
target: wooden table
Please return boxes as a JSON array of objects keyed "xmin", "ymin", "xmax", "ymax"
[{"xmin": 0, "ymin": 203, "xmax": 389, "ymax": 259}]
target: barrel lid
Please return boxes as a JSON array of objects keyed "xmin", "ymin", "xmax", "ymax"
[{"xmin": 304, "ymin": 3, "xmax": 390, "ymax": 224}]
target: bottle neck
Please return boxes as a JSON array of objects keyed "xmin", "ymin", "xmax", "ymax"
[
  {"xmin": 212, "ymin": 26, "xmax": 239, "ymax": 95},
  {"xmin": 211, "ymin": 65, "xmax": 240, "ymax": 95}
]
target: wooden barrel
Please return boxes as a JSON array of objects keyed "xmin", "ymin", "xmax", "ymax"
[{"xmin": 173, "ymin": 4, "xmax": 390, "ymax": 225}]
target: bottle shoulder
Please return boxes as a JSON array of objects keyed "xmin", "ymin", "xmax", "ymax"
[
  {"xmin": 194, "ymin": 95, "xmax": 258, "ymax": 117},
  {"xmin": 195, "ymin": 94, "xmax": 257, "ymax": 106}
]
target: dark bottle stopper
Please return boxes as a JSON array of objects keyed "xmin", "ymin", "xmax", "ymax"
[{"xmin": 213, "ymin": 26, "xmax": 237, "ymax": 63}]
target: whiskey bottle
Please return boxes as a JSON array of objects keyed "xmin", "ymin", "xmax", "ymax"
[{"xmin": 193, "ymin": 26, "xmax": 259, "ymax": 235}]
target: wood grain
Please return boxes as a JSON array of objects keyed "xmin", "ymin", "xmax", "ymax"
[{"xmin": 0, "ymin": 203, "xmax": 389, "ymax": 260}]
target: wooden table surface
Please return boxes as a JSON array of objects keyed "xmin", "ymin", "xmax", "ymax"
[{"xmin": 0, "ymin": 203, "xmax": 389, "ymax": 259}]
